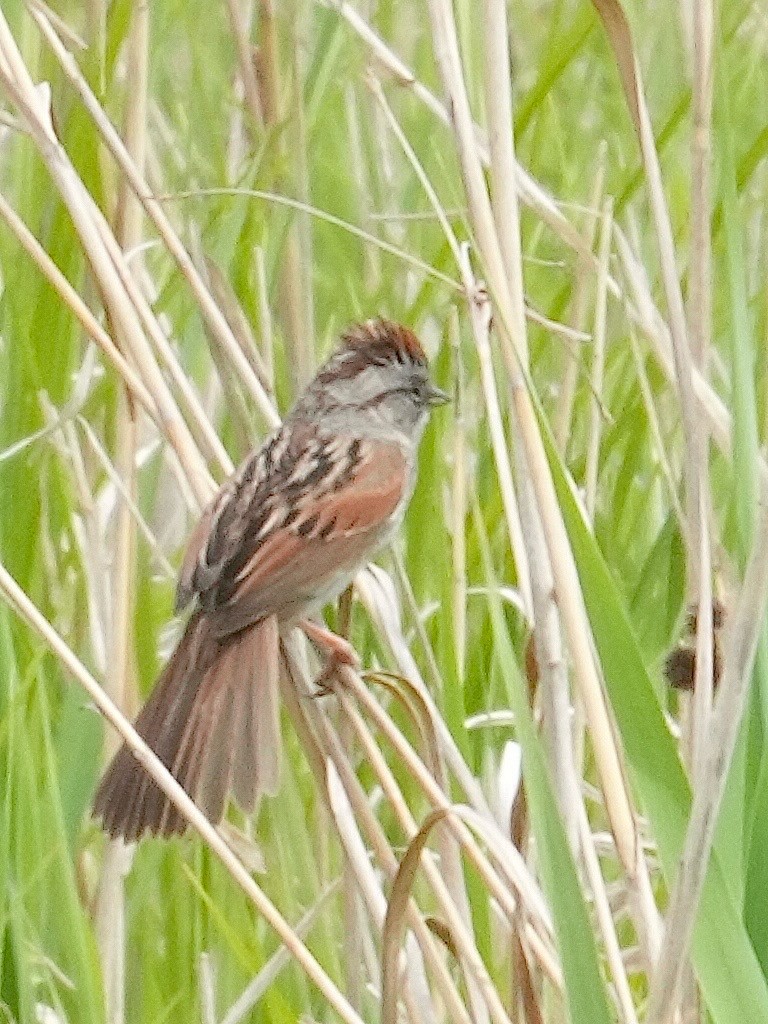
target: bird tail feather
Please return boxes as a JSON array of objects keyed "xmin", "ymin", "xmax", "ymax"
[{"xmin": 93, "ymin": 611, "xmax": 280, "ymax": 840}]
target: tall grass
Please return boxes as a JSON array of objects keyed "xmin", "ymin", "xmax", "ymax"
[{"xmin": 0, "ymin": 1, "xmax": 767, "ymax": 1022}]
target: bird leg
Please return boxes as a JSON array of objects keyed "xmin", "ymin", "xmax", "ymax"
[{"xmin": 299, "ymin": 618, "xmax": 360, "ymax": 695}]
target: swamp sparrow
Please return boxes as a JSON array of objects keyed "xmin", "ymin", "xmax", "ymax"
[{"xmin": 94, "ymin": 319, "xmax": 448, "ymax": 838}]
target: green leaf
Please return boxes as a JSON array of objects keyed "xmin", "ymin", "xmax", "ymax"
[
  {"xmin": 474, "ymin": 506, "xmax": 615, "ymax": 1024},
  {"xmin": 540, "ymin": 418, "xmax": 768, "ymax": 1021}
]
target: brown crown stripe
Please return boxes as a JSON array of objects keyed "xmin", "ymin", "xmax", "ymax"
[{"xmin": 342, "ymin": 319, "xmax": 426, "ymax": 364}]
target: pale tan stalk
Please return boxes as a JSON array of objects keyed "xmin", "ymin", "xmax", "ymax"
[
  {"xmin": 578, "ymin": 804, "xmax": 639, "ymax": 1024},
  {"xmin": 688, "ymin": 0, "xmax": 713, "ymax": 367},
  {"xmin": 0, "ymin": 561, "xmax": 366, "ymax": 1024},
  {"xmin": 0, "ymin": 13, "xmax": 213, "ymax": 506},
  {"xmin": 325, "ymin": 0, "xmax": 591, "ymax": 262},
  {"xmin": 590, "ymin": 2, "xmax": 714, "ymax": 782},
  {"xmin": 449, "ymin": 309, "xmax": 467, "ymax": 683},
  {"xmin": 326, "ymin": 765, "xmax": 439, "ymax": 1024},
  {"xmin": 93, "ymin": 841, "xmax": 132, "ymax": 1024},
  {"xmin": 356, "ymin": 565, "xmax": 497, "ymax": 821},
  {"xmin": 645, "ymin": 501, "xmax": 768, "ymax": 1024},
  {"xmin": 29, "ymin": 4, "xmax": 279, "ymax": 430},
  {"xmin": 332, "ymin": 0, "xmax": 768, "ymax": 525},
  {"xmin": 109, "ymin": 0, "xmax": 149, "ymax": 727},
  {"xmin": 257, "ymin": 0, "xmax": 314, "ymax": 390},
  {"xmin": 425, "ymin": 0, "xmax": 662, "ymax": 962},
  {"xmin": 461, "ymin": 260, "xmax": 533, "ymax": 620},
  {"xmin": 368, "ymin": 76, "xmax": 535, "ymax": 625},
  {"xmin": 330, "ymin": 662, "xmax": 557, "ymax": 954},
  {"xmin": 77, "ymin": 418, "xmax": 175, "ymax": 582},
  {"xmin": 279, "ymin": 639, "xmax": 477, "ymax": 1024},
  {"xmin": 482, "ymin": 0, "xmax": 526, "ymax": 360},
  {"xmin": 584, "ymin": 197, "xmax": 613, "ymax": 521},
  {"xmin": 483, "ymin": 0, "xmax": 584, "ymax": 856},
  {"xmin": 628, "ymin": 330, "xmax": 686, "ymax": 529},
  {"xmin": 554, "ymin": 144, "xmax": 605, "ymax": 453},
  {"xmin": 220, "ymin": 883, "xmax": 340, "ymax": 1024},
  {"xmin": 461, "ymin": 253, "xmax": 580, "ymax": 853},
  {"xmin": 0, "ymin": 191, "xmax": 156, "ymax": 418},
  {"xmin": 96, "ymin": 9, "xmax": 147, "ymax": 1019},
  {"xmin": 224, "ymin": 0, "xmax": 263, "ymax": 129},
  {"xmin": 253, "ymin": 245, "xmax": 275, "ymax": 389},
  {"xmin": 687, "ymin": 0, "xmax": 715, "ymax": 788}
]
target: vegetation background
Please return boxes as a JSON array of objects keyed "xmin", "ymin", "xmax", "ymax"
[{"xmin": 0, "ymin": 0, "xmax": 766, "ymax": 1022}]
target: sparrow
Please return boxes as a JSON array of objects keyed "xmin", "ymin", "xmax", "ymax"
[{"xmin": 93, "ymin": 319, "xmax": 448, "ymax": 839}]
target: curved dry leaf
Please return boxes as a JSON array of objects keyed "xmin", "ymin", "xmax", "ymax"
[{"xmin": 381, "ymin": 808, "xmax": 452, "ymax": 1024}]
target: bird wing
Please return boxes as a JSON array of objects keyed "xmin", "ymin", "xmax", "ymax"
[{"xmin": 176, "ymin": 423, "xmax": 408, "ymax": 635}]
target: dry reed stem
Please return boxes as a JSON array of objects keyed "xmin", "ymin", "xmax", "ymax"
[
  {"xmin": 333, "ymin": 665, "xmax": 558, "ymax": 963},
  {"xmin": 29, "ymin": 3, "xmax": 279, "ymax": 431},
  {"xmin": 483, "ymin": 0, "xmax": 583, "ymax": 848},
  {"xmin": 256, "ymin": 0, "xmax": 315, "ymax": 391},
  {"xmin": 575, "ymin": 801, "xmax": 639, "ymax": 1024},
  {"xmin": 253, "ymin": 244, "xmax": 275, "ymax": 389},
  {"xmin": 482, "ymin": 0, "xmax": 527, "ymax": 359},
  {"xmin": 689, "ymin": 0, "xmax": 714, "ymax": 367},
  {"xmin": 278, "ymin": 639, "xmax": 478, "ymax": 1024},
  {"xmin": 94, "ymin": 5, "xmax": 150, "ymax": 1017},
  {"xmin": 0, "ymin": 560, "xmax": 366, "ymax": 1024},
  {"xmin": 459, "ymin": 256, "xmax": 580, "ymax": 854},
  {"xmin": 584, "ymin": 196, "xmax": 613, "ymax": 521},
  {"xmin": 554, "ymin": 144, "xmax": 605, "ymax": 453},
  {"xmin": 589, "ymin": 2, "xmax": 713, "ymax": 748},
  {"xmin": 0, "ymin": 10, "xmax": 213, "ymax": 506},
  {"xmin": 425, "ymin": 0, "xmax": 662, "ymax": 962},
  {"xmin": 687, "ymin": 0, "xmax": 715, "ymax": 792},
  {"xmin": 333, "ymin": 0, "xmax": 768, "ymax": 523},
  {"xmin": 224, "ymin": 0, "xmax": 264, "ymax": 129},
  {"xmin": 449, "ymin": 309, "xmax": 468, "ymax": 682},
  {"xmin": 220, "ymin": 882, "xmax": 340, "ymax": 1024},
  {"xmin": 326, "ymin": 765, "xmax": 438, "ymax": 1024},
  {"xmin": 365, "ymin": 70, "xmax": 534, "ymax": 647},
  {"xmin": 356, "ymin": 567, "xmax": 496, "ymax": 820},
  {"xmin": 646, "ymin": 500, "xmax": 768, "ymax": 1023},
  {"xmin": 0, "ymin": 191, "xmax": 157, "ymax": 419}
]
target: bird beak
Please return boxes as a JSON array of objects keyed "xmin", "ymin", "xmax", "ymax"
[{"xmin": 426, "ymin": 384, "xmax": 450, "ymax": 406}]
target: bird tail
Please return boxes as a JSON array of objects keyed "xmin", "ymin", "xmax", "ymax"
[{"xmin": 93, "ymin": 611, "xmax": 281, "ymax": 840}]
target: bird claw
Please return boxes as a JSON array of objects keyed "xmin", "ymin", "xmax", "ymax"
[{"xmin": 300, "ymin": 618, "xmax": 360, "ymax": 697}]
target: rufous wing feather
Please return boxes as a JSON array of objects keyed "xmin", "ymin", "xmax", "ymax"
[
  {"xmin": 209, "ymin": 441, "xmax": 408, "ymax": 637},
  {"xmin": 93, "ymin": 612, "xmax": 281, "ymax": 840}
]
